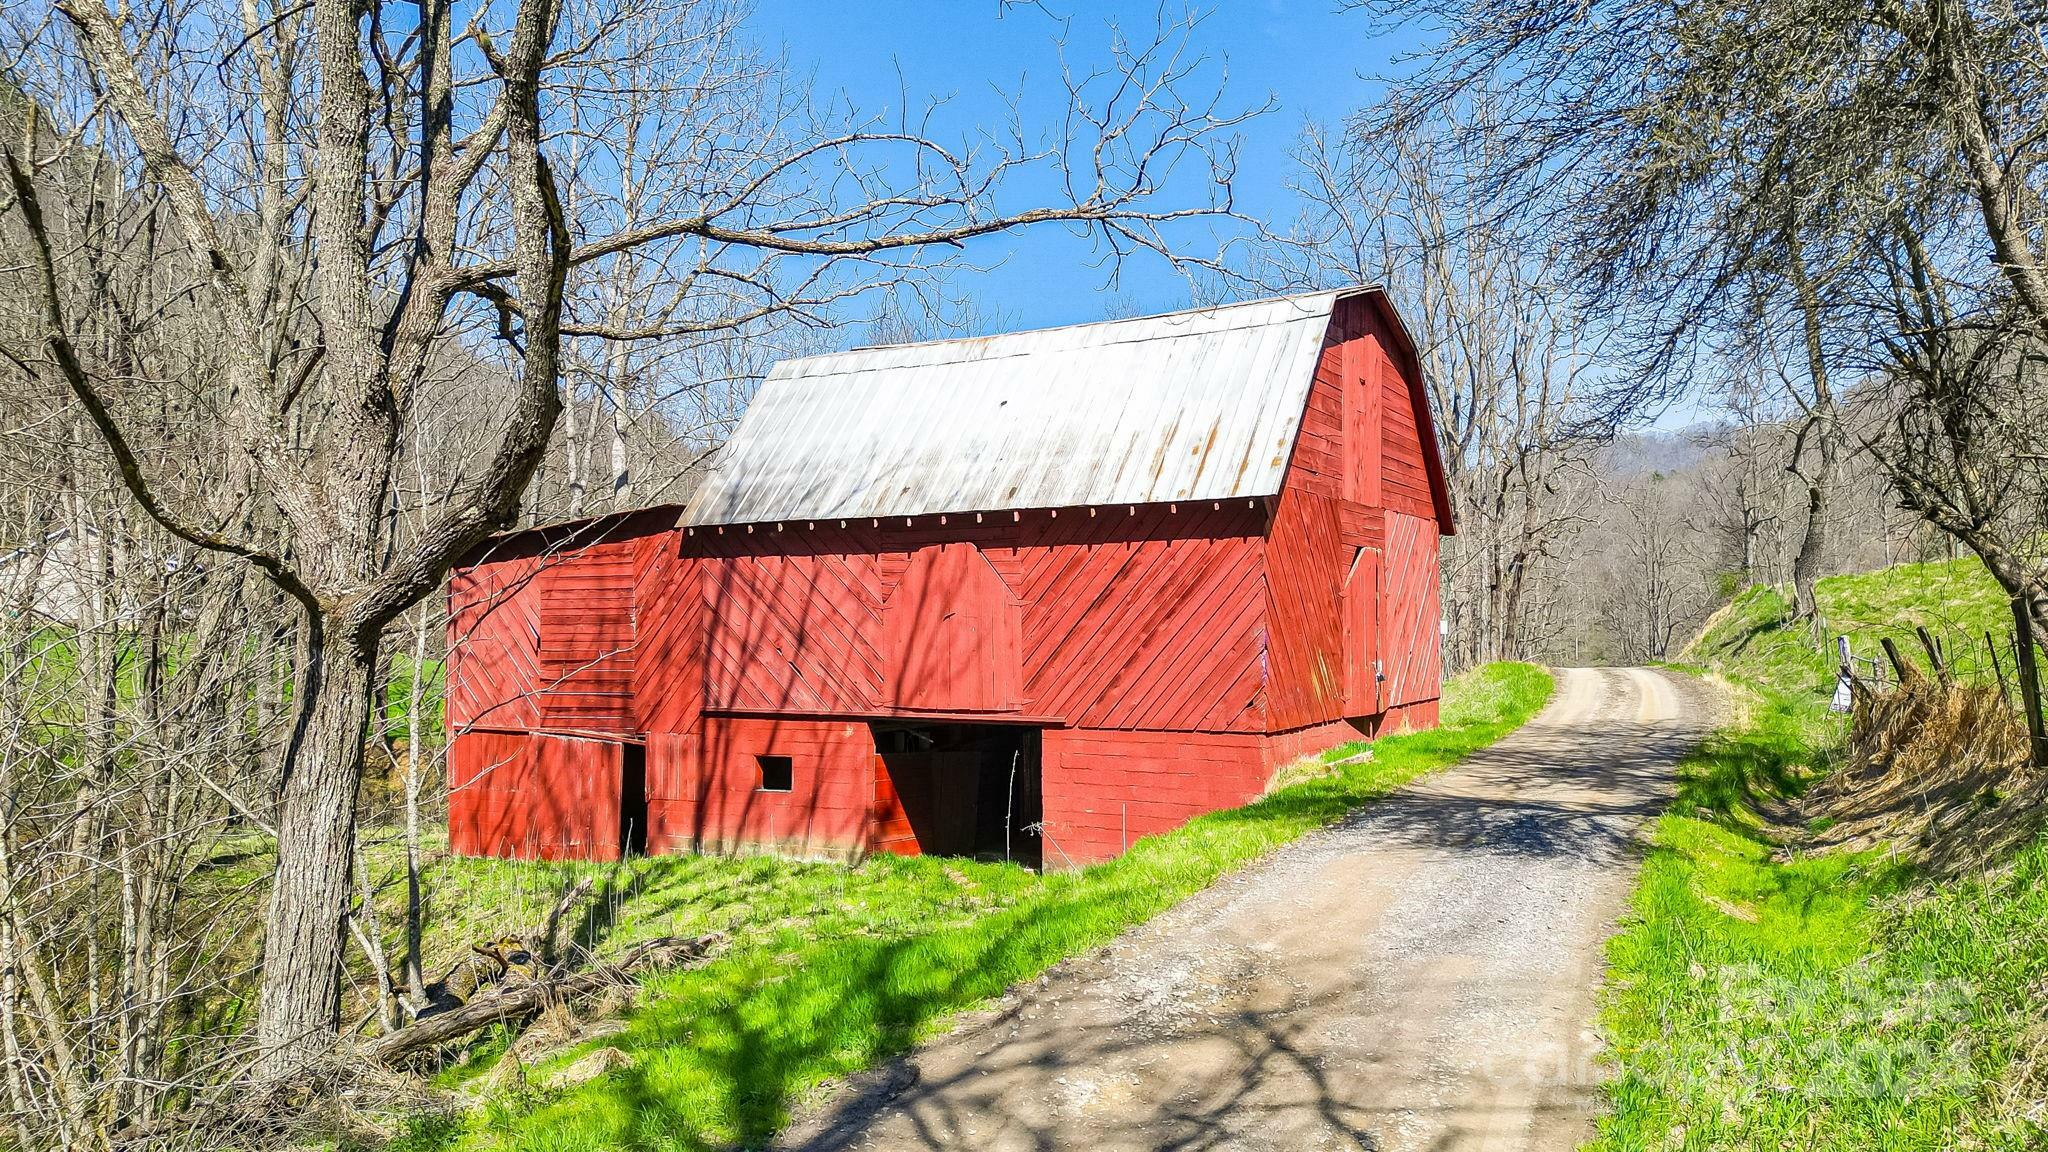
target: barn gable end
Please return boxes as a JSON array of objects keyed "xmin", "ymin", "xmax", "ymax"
[{"xmin": 1263, "ymin": 293, "xmax": 1450, "ymax": 746}]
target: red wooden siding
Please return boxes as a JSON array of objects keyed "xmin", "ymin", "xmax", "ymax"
[
  {"xmin": 642, "ymin": 717, "xmax": 872, "ymax": 857},
  {"xmin": 1350, "ymin": 296, "xmax": 1452, "ymax": 529},
  {"xmin": 1018, "ymin": 505, "xmax": 1266, "ymax": 733},
  {"xmin": 446, "ymin": 290, "xmax": 1453, "ymax": 867},
  {"xmin": 653, "ymin": 505, "xmax": 1266, "ymax": 732},
  {"xmin": 1042, "ymin": 728, "xmax": 1268, "ymax": 864},
  {"xmin": 630, "ymin": 538, "xmax": 702, "ymax": 733},
  {"xmin": 449, "ymin": 731, "xmax": 623, "ymax": 859},
  {"xmin": 1263, "ymin": 716, "xmax": 1369, "ymax": 768},
  {"xmin": 1381, "ymin": 509, "xmax": 1443, "ymax": 708},
  {"xmin": 1343, "ymin": 544, "xmax": 1383, "ymax": 716},
  {"xmin": 445, "ymin": 509, "xmax": 674, "ymax": 739},
  {"xmin": 869, "ymin": 753, "xmax": 921, "ymax": 856},
  {"xmin": 535, "ymin": 540, "xmax": 638, "ymax": 730},
  {"xmin": 1262, "ymin": 488, "xmax": 1344, "ymax": 731},
  {"xmin": 1287, "ymin": 329, "xmax": 1344, "ymax": 501},
  {"xmin": 883, "ymin": 542, "xmax": 1022, "ymax": 711},
  {"xmin": 1261, "ymin": 293, "xmax": 1448, "ymax": 739},
  {"xmin": 1342, "ymin": 321, "xmax": 1384, "ymax": 509},
  {"xmin": 699, "ymin": 535, "xmax": 884, "ymax": 715},
  {"xmin": 446, "ymin": 556, "xmax": 546, "ymax": 733},
  {"xmin": 1379, "ymin": 346, "xmax": 1436, "ymax": 524}
]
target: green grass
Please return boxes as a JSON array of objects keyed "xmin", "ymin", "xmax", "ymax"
[
  {"xmin": 403, "ymin": 662, "xmax": 1552, "ymax": 1152},
  {"xmin": 1595, "ymin": 560, "xmax": 2048, "ymax": 1150},
  {"xmin": 1688, "ymin": 558, "xmax": 2012, "ymax": 700}
]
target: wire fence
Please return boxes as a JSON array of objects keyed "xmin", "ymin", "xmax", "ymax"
[{"xmin": 1831, "ymin": 599, "xmax": 2048, "ymax": 770}]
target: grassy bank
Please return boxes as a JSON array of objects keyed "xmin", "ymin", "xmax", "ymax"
[
  {"xmin": 1592, "ymin": 564, "xmax": 2048, "ymax": 1150},
  {"xmin": 397, "ymin": 662, "xmax": 1551, "ymax": 1152},
  {"xmin": 1692, "ymin": 558, "xmax": 2010, "ymax": 694}
]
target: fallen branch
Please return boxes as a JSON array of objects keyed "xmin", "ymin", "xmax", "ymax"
[
  {"xmin": 364, "ymin": 933, "xmax": 722, "ymax": 1065},
  {"xmin": 1915, "ymin": 625, "xmax": 1951, "ymax": 685}
]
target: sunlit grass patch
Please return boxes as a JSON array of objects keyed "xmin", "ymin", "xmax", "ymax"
[{"xmin": 1685, "ymin": 558, "xmax": 2011, "ymax": 697}]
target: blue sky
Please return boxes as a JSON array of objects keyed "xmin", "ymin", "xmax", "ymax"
[{"xmin": 747, "ymin": 1, "xmax": 1424, "ymax": 332}]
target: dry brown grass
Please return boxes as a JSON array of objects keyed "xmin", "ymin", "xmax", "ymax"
[{"xmin": 1799, "ymin": 678, "xmax": 2046, "ymax": 874}]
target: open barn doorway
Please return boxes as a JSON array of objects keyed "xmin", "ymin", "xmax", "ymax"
[
  {"xmin": 617, "ymin": 742, "xmax": 647, "ymax": 857},
  {"xmin": 870, "ymin": 724, "xmax": 1042, "ymax": 868}
]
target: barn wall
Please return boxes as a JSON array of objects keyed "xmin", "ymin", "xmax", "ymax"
[
  {"xmin": 656, "ymin": 503, "xmax": 1268, "ymax": 733},
  {"xmin": 1264, "ymin": 294, "xmax": 1446, "ymax": 740},
  {"xmin": 446, "ymin": 508, "xmax": 677, "ymax": 738},
  {"xmin": 1262, "ymin": 487, "xmax": 1344, "ymax": 732},
  {"xmin": 532, "ymin": 540, "xmax": 638, "ymax": 730},
  {"xmin": 1041, "ymin": 728, "xmax": 1268, "ymax": 864},
  {"xmin": 449, "ymin": 504, "xmax": 1273, "ymax": 864},
  {"xmin": 444, "ymin": 536, "xmax": 643, "ymax": 735},
  {"xmin": 1381, "ymin": 510, "xmax": 1444, "ymax": 708},
  {"xmin": 1262, "ymin": 716, "xmax": 1372, "ymax": 771},
  {"xmin": 445, "ymin": 556, "xmax": 546, "ymax": 734},
  {"xmin": 448, "ymin": 731, "xmax": 623, "ymax": 860},
  {"xmin": 644, "ymin": 718, "xmax": 872, "ymax": 859},
  {"xmin": 1382, "ymin": 697, "xmax": 1440, "ymax": 734}
]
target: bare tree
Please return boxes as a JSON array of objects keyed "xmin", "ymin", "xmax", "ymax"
[
  {"xmin": 1700, "ymin": 368, "xmax": 1790, "ymax": 588},
  {"xmin": 1286, "ymin": 110, "xmax": 1608, "ymax": 667},
  {"xmin": 1, "ymin": 0, "xmax": 1253, "ymax": 1075},
  {"xmin": 1356, "ymin": 0, "xmax": 2048, "ymax": 633}
]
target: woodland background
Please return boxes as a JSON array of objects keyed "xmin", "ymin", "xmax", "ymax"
[{"xmin": 0, "ymin": 0, "xmax": 2044, "ymax": 1147}]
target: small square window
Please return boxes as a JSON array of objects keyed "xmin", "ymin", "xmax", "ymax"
[{"xmin": 756, "ymin": 755, "xmax": 793, "ymax": 792}]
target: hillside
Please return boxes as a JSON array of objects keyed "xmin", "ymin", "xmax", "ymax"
[
  {"xmin": 1685, "ymin": 556, "xmax": 2014, "ymax": 695},
  {"xmin": 1592, "ymin": 557, "xmax": 2048, "ymax": 1152}
]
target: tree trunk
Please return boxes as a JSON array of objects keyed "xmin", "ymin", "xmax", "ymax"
[
  {"xmin": 1790, "ymin": 427, "xmax": 1833, "ymax": 620},
  {"xmin": 253, "ymin": 620, "xmax": 375, "ymax": 1074},
  {"xmin": 562, "ymin": 381, "xmax": 586, "ymax": 517},
  {"xmin": 401, "ymin": 611, "xmax": 429, "ymax": 1001},
  {"xmin": 608, "ymin": 402, "xmax": 631, "ymax": 509},
  {"xmin": 1782, "ymin": 168, "xmax": 1839, "ymax": 627}
]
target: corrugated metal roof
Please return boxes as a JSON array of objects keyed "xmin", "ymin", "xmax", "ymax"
[{"xmin": 680, "ymin": 288, "xmax": 1364, "ymax": 528}]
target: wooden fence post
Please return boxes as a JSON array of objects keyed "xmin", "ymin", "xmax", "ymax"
[
  {"xmin": 1914, "ymin": 625, "xmax": 1950, "ymax": 685},
  {"xmin": 1880, "ymin": 636, "xmax": 1919, "ymax": 685},
  {"xmin": 2014, "ymin": 597, "xmax": 2048, "ymax": 770}
]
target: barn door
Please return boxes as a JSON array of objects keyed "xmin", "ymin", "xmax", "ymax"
[
  {"xmin": 1343, "ymin": 546, "xmax": 1383, "ymax": 717},
  {"xmin": 1380, "ymin": 510, "xmax": 1443, "ymax": 708},
  {"xmin": 870, "ymin": 747, "xmax": 922, "ymax": 856}
]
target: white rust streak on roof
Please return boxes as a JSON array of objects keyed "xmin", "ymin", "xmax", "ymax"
[{"xmin": 680, "ymin": 289, "xmax": 1359, "ymax": 528}]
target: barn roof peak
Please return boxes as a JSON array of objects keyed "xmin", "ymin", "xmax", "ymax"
[{"xmin": 681, "ymin": 286, "xmax": 1390, "ymax": 528}]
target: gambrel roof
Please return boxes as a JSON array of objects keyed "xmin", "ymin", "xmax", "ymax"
[{"xmin": 681, "ymin": 288, "xmax": 1416, "ymax": 528}]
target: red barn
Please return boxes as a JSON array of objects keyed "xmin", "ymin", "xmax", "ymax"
[{"xmin": 444, "ymin": 288, "xmax": 1453, "ymax": 867}]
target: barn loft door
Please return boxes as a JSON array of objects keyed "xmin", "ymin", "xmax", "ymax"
[
  {"xmin": 882, "ymin": 543, "xmax": 1022, "ymax": 712},
  {"xmin": 1380, "ymin": 510, "xmax": 1443, "ymax": 708},
  {"xmin": 1343, "ymin": 546, "xmax": 1383, "ymax": 716},
  {"xmin": 1341, "ymin": 337, "xmax": 1384, "ymax": 508}
]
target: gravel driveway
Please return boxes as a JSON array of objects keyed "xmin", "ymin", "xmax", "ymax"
[{"xmin": 781, "ymin": 667, "xmax": 1714, "ymax": 1152}]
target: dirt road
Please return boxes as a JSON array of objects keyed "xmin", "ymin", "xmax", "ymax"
[{"xmin": 783, "ymin": 667, "xmax": 1713, "ymax": 1152}]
